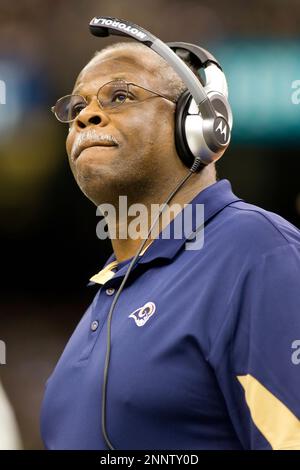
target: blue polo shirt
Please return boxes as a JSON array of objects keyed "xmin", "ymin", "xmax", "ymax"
[{"xmin": 40, "ymin": 179, "xmax": 300, "ymax": 450}]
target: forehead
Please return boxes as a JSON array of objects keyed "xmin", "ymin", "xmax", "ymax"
[{"xmin": 73, "ymin": 51, "xmax": 160, "ymax": 95}]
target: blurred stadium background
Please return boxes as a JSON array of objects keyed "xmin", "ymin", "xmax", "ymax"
[{"xmin": 0, "ymin": 0, "xmax": 299, "ymax": 449}]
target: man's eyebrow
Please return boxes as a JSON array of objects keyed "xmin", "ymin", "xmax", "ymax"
[{"xmin": 72, "ymin": 76, "xmax": 133, "ymax": 95}]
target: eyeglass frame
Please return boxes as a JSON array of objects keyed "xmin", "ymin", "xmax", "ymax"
[{"xmin": 51, "ymin": 79, "xmax": 177, "ymax": 123}]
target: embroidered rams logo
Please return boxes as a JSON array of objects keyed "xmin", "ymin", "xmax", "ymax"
[{"xmin": 128, "ymin": 302, "xmax": 156, "ymax": 327}]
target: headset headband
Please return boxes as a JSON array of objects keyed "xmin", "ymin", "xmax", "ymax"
[{"xmin": 89, "ymin": 16, "xmax": 216, "ymax": 121}]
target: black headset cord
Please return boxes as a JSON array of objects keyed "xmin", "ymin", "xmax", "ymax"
[{"xmin": 102, "ymin": 157, "xmax": 203, "ymax": 450}]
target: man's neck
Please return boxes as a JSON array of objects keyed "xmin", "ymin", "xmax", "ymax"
[{"xmin": 107, "ymin": 166, "xmax": 216, "ymax": 263}]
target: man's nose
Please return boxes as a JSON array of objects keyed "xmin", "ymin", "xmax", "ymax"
[{"xmin": 75, "ymin": 99, "xmax": 110, "ymax": 129}]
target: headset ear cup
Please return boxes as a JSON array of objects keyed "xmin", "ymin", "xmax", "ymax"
[{"xmin": 175, "ymin": 90, "xmax": 197, "ymax": 168}]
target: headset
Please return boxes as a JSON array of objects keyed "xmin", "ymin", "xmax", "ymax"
[{"xmin": 88, "ymin": 16, "xmax": 233, "ymax": 450}]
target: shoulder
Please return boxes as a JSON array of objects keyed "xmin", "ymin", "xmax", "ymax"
[{"xmin": 217, "ymin": 199, "xmax": 300, "ymax": 258}]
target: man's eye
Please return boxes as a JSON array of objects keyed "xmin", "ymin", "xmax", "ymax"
[
  {"xmin": 73, "ymin": 103, "xmax": 86, "ymax": 114},
  {"xmin": 112, "ymin": 91, "xmax": 133, "ymax": 103}
]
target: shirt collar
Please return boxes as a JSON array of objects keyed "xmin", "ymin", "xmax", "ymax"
[
  {"xmin": 89, "ymin": 242, "xmax": 152, "ymax": 285},
  {"xmin": 89, "ymin": 179, "xmax": 242, "ymax": 285},
  {"xmin": 138, "ymin": 178, "xmax": 243, "ymax": 264}
]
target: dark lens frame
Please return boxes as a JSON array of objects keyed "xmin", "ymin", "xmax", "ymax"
[
  {"xmin": 51, "ymin": 79, "xmax": 176, "ymax": 123},
  {"xmin": 97, "ymin": 79, "xmax": 130, "ymax": 110},
  {"xmin": 51, "ymin": 95, "xmax": 88, "ymax": 123}
]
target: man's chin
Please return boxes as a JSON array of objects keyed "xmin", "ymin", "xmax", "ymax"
[
  {"xmin": 74, "ymin": 160, "xmax": 121, "ymax": 206},
  {"xmin": 73, "ymin": 146, "xmax": 119, "ymax": 185}
]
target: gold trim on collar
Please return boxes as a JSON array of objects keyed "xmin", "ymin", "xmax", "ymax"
[
  {"xmin": 89, "ymin": 260, "xmax": 119, "ymax": 285},
  {"xmin": 139, "ymin": 240, "xmax": 153, "ymax": 256},
  {"xmin": 89, "ymin": 240, "xmax": 153, "ymax": 285}
]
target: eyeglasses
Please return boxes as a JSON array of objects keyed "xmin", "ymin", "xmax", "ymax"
[{"xmin": 51, "ymin": 79, "xmax": 176, "ymax": 123}]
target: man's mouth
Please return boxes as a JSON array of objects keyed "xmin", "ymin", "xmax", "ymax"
[
  {"xmin": 72, "ymin": 134, "xmax": 119, "ymax": 161},
  {"xmin": 74, "ymin": 141, "xmax": 117, "ymax": 160}
]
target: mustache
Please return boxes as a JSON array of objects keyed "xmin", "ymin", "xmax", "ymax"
[{"xmin": 71, "ymin": 129, "xmax": 119, "ymax": 161}]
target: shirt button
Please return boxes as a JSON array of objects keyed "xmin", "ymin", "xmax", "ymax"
[
  {"xmin": 91, "ymin": 320, "xmax": 99, "ymax": 332},
  {"xmin": 106, "ymin": 288, "xmax": 115, "ymax": 296}
]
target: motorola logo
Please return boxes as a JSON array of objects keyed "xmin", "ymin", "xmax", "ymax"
[
  {"xmin": 91, "ymin": 18, "xmax": 147, "ymax": 40},
  {"xmin": 214, "ymin": 116, "xmax": 230, "ymax": 144}
]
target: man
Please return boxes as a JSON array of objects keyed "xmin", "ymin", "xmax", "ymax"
[{"xmin": 41, "ymin": 41, "xmax": 300, "ymax": 450}]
